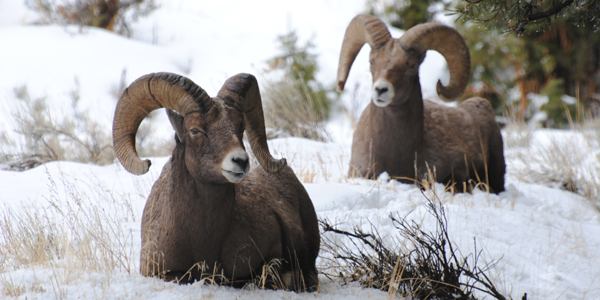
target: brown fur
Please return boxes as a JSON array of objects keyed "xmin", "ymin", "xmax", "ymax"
[{"xmin": 138, "ymin": 84, "xmax": 319, "ymax": 291}]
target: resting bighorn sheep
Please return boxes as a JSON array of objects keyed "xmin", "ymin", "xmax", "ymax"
[
  {"xmin": 113, "ymin": 72, "xmax": 320, "ymax": 291},
  {"xmin": 338, "ymin": 14, "xmax": 506, "ymax": 194}
]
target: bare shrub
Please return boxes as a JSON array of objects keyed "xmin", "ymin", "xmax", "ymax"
[
  {"xmin": 0, "ymin": 84, "xmax": 115, "ymax": 171},
  {"xmin": 260, "ymin": 72, "xmax": 331, "ymax": 142},
  {"xmin": 1, "ymin": 80, "xmax": 173, "ymax": 171},
  {"xmin": 25, "ymin": 0, "xmax": 158, "ymax": 36},
  {"xmin": 320, "ymin": 193, "xmax": 510, "ymax": 300}
]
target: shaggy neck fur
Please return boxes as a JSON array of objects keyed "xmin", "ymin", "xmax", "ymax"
[
  {"xmin": 362, "ymin": 76, "xmax": 424, "ymax": 179},
  {"xmin": 168, "ymin": 143, "xmax": 235, "ymax": 269}
]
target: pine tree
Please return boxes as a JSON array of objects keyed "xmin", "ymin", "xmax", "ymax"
[
  {"xmin": 451, "ymin": 0, "xmax": 600, "ymax": 35},
  {"xmin": 268, "ymin": 30, "xmax": 331, "ymax": 119}
]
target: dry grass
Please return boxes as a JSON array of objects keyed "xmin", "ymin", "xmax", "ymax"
[
  {"xmin": 0, "ymin": 167, "xmax": 137, "ymax": 297},
  {"xmin": 260, "ymin": 72, "xmax": 331, "ymax": 142},
  {"xmin": 141, "ymin": 240, "xmax": 312, "ymax": 292},
  {"xmin": 504, "ymin": 108, "xmax": 600, "ymax": 210},
  {"xmin": 2, "ymin": 73, "xmax": 597, "ymax": 298}
]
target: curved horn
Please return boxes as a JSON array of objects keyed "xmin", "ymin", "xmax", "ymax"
[
  {"xmin": 113, "ymin": 72, "xmax": 211, "ymax": 175},
  {"xmin": 337, "ymin": 14, "xmax": 391, "ymax": 91},
  {"xmin": 399, "ymin": 23, "xmax": 471, "ymax": 101},
  {"xmin": 216, "ymin": 73, "xmax": 286, "ymax": 173}
]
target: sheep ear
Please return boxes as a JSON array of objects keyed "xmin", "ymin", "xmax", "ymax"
[{"xmin": 166, "ymin": 109, "xmax": 186, "ymax": 142}]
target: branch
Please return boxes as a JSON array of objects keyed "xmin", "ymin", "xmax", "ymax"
[
  {"xmin": 516, "ymin": 0, "xmax": 575, "ymax": 34},
  {"xmin": 525, "ymin": 0, "xmax": 575, "ymax": 21}
]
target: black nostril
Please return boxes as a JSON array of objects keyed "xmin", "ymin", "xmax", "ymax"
[
  {"xmin": 232, "ymin": 157, "xmax": 249, "ymax": 170},
  {"xmin": 375, "ymin": 87, "xmax": 388, "ymax": 96}
]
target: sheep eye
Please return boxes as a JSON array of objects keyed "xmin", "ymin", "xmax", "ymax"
[
  {"xmin": 369, "ymin": 60, "xmax": 374, "ymax": 66},
  {"xmin": 189, "ymin": 128, "xmax": 205, "ymax": 136}
]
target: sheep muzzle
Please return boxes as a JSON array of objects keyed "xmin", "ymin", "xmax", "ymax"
[
  {"xmin": 221, "ymin": 147, "xmax": 250, "ymax": 183},
  {"xmin": 371, "ymin": 78, "xmax": 394, "ymax": 107}
]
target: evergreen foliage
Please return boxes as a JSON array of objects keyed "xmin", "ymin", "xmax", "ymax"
[
  {"xmin": 366, "ymin": 0, "xmax": 441, "ymax": 30},
  {"xmin": 451, "ymin": 0, "xmax": 600, "ymax": 35},
  {"xmin": 268, "ymin": 30, "xmax": 332, "ymax": 119},
  {"xmin": 367, "ymin": 0, "xmax": 600, "ymax": 126},
  {"xmin": 454, "ymin": 11, "xmax": 600, "ymax": 125}
]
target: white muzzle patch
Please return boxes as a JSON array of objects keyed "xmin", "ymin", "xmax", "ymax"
[
  {"xmin": 221, "ymin": 147, "xmax": 250, "ymax": 183},
  {"xmin": 371, "ymin": 79, "xmax": 394, "ymax": 107}
]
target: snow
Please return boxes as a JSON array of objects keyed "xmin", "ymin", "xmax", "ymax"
[{"xmin": 1, "ymin": 0, "xmax": 599, "ymax": 299}]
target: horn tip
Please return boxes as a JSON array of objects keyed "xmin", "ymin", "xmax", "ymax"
[
  {"xmin": 337, "ymin": 81, "xmax": 346, "ymax": 92},
  {"xmin": 436, "ymin": 80, "xmax": 448, "ymax": 101},
  {"xmin": 128, "ymin": 159, "xmax": 152, "ymax": 175},
  {"xmin": 270, "ymin": 157, "xmax": 287, "ymax": 173},
  {"xmin": 436, "ymin": 79, "xmax": 444, "ymax": 89},
  {"xmin": 436, "ymin": 80, "xmax": 462, "ymax": 102}
]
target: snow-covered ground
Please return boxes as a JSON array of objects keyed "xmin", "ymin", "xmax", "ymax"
[{"xmin": 1, "ymin": 1, "xmax": 599, "ymax": 299}]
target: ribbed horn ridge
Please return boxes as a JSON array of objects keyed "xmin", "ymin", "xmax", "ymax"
[
  {"xmin": 399, "ymin": 23, "xmax": 471, "ymax": 101},
  {"xmin": 112, "ymin": 72, "xmax": 211, "ymax": 175},
  {"xmin": 337, "ymin": 14, "xmax": 391, "ymax": 91},
  {"xmin": 216, "ymin": 73, "xmax": 286, "ymax": 173}
]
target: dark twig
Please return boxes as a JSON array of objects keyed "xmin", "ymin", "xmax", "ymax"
[
  {"xmin": 320, "ymin": 192, "xmax": 512, "ymax": 299},
  {"xmin": 516, "ymin": 0, "xmax": 575, "ymax": 34}
]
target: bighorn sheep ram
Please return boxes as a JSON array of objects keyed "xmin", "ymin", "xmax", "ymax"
[
  {"xmin": 113, "ymin": 72, "xmax": 320, "ymax": 291},
  {"xmin": 338, "ymin": 14, "xmax": 506, "ymax": 193}
]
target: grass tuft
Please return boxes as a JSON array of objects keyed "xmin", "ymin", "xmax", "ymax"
[
  {"xmin": 505, "ymin": 120, "xmax": 600, "ymax": 210},
  {"xmin": 0, "ymin": 166, "xmax": 138, "ymax": 296}
]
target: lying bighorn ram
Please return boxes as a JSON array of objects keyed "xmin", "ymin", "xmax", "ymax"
[
  {"xmin": 338, "ymin": 14, "xmax": 506, "ymax": 193},
  {"xmin": 113, "ymin": 72, "xmax": 320, "ymax": 291}
]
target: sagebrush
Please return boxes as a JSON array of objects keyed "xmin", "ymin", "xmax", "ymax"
[
  {"xmin": 0, "ymin": 85, "xmax": 115, "ymax": 170},
  {"xmin": 0, "ymin": 82, "xmax": 173, "ymax": 171},
  {"xmin": 26, "ymin": 0, "xmax": 158, "ymax": 36}
]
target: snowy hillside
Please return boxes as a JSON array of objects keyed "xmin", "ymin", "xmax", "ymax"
[{"xmin": 1, "ymin": 1, "xmax": 599, "ymax": 299}]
